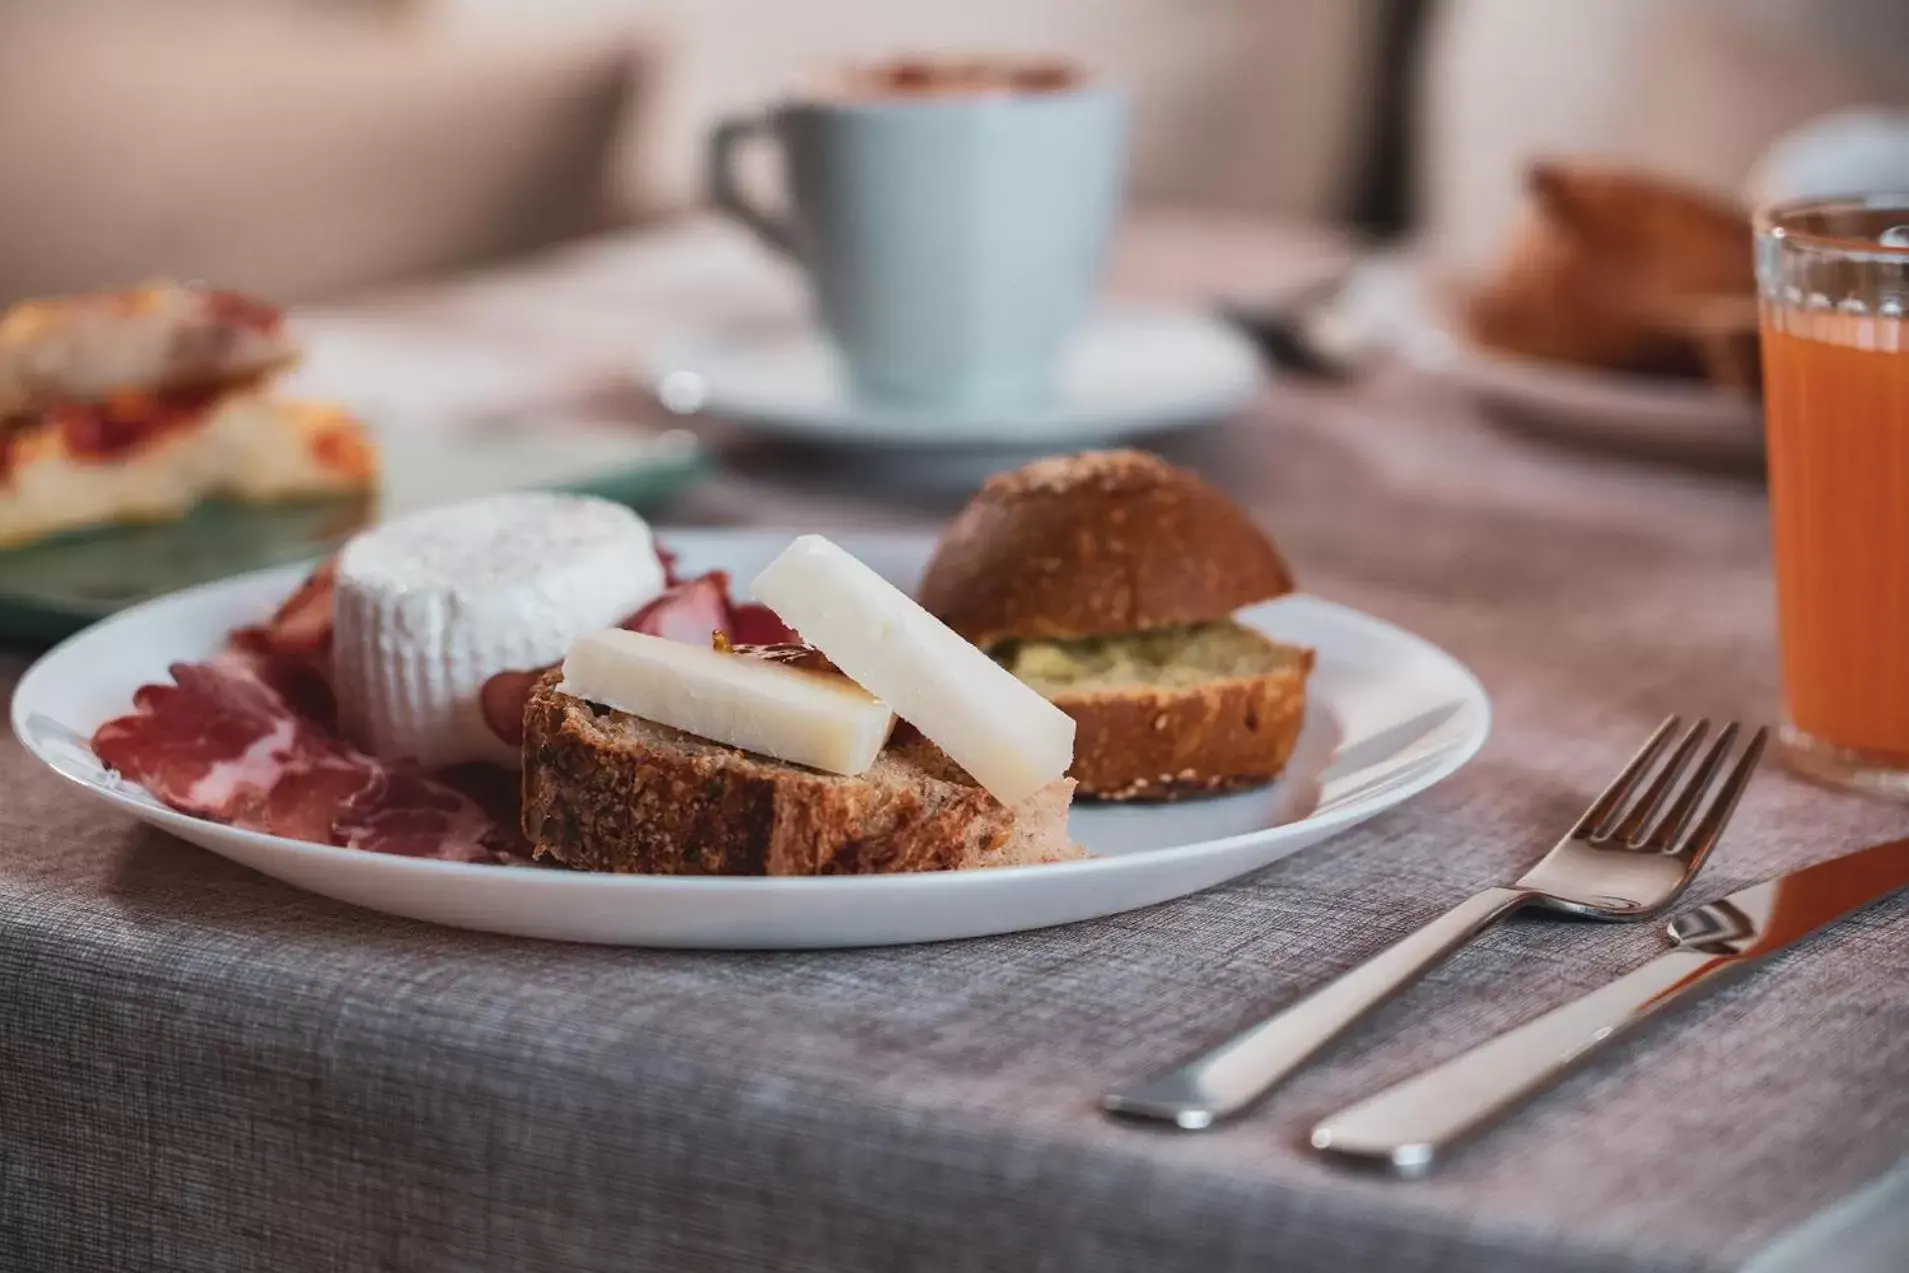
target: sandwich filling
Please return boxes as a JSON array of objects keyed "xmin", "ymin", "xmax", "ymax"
[{"xmin": 994, "ymin": 619, "xmax": 1298, "ymax": 695}]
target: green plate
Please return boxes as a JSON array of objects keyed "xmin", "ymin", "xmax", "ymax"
[{"xmin": 0, "ymin": 434, "xmax": 706, "ymax": 646}]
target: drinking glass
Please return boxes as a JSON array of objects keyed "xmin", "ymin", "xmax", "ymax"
[{"xmin": 1757, "ymin": 195, "xmax": 1909, "ymax": 795}]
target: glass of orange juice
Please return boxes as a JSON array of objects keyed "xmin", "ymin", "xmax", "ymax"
[{"xmin": 1758, "ymin": 195, "xmax": 1909, "ymax": 795}]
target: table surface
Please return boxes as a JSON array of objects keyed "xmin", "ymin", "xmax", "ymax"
[{"xmin": 3, "ymin": 215, "xmax": 1906, "ymax": 1273}]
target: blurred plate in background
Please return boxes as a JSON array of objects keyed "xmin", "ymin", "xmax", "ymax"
[
  {"xmin": 1381, "ymin": 263, "xmax": 1766, "ymax": 471},
  {"xmin": 0, "ymin": 309, "xmax": 709, "ymax": 645},
  {"xmin": 645, "ymin": 305, "xmax": 1264, "ymax": 449},
  {"xmin": 0, "ymin": 421, "xmax": 703, "ymax": 646},
  {"xmin": 1406, "ymin": 326, "xmax": 1765, "ymax": 471}
]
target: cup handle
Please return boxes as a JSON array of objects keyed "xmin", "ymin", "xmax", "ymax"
[{"xmin": 708, "ymin": 113, "xmax": 798, "ymax": 260}]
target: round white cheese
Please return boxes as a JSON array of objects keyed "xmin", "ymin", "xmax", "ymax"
[{"xmin": 332, "ymin": 491, "xmax": 666, "ymax": 767}]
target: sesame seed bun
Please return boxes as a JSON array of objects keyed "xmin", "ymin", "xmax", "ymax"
[{"xmin": 917, "ymin": 449, "xmax": 1295, "ymax": 647}]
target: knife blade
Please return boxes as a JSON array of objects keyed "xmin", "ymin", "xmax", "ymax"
[{"xmin": 1310, "ymin": 836, "xmax": 1909, "ymax": 1175}]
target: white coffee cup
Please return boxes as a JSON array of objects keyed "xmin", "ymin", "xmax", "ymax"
[{"xmin": 710, "ymin": 57, "xmax": 1129, "ymax": 411}]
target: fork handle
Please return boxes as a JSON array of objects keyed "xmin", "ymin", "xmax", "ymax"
[
  {"xmin": 1309, "ymin": 947, "xmax": 1735, "ymax": 1173},
  {"xmin": 1102, "ymin": 886, "xmax": 1533, "ymax": 1128}
]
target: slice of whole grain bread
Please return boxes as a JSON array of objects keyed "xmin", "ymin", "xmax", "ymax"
[{"xmin": 521, "ymin": 673, "xmax": 1081, "ymax": 875}]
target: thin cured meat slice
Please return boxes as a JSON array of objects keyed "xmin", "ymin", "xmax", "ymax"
[
  {"xmin": 229, "ymin": 558, "xmax": 341, "ymax": 728},
  {"xmin": 94, "ymin": 658, "xmax": 309, "ymax": 822},
  {"xmin": 628, "ymin": 568, "xmax": 794, "ymax": 646},
  {"xmin": 233, "ymin": 555, "xmax": 336, "ymax": 671},
  {"xmin": 477, "ymin": 669, "xmax": 546, "ymax": 752},
  {"xmin": 644, "ymin": 566, "xmax": 799, "ymax": 646},
  {"xmin": 728, "ymin": 596, "xmax": 798, "ymax": 646},
  {"xmin": 334, "ymin": 764, "xmax": 498, "ymax": 862},
  {"xmin": 92, "ymin": 656, "xmax": 505, "ymax": 862},
  {"xmin": 625, "ymin": 571, "xmax": 731, "ymax": 645}
]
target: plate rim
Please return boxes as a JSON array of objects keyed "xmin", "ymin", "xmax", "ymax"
[
  {"xmin": 1418, "ymin": 331, "xmax": 1766, "ymax": 426},
  {"xmin": 12, "ymin": 530, "xmax": 1491, "ymax": 893}
]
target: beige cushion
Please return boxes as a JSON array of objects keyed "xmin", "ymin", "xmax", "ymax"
[
  {"xmin": 1617, "ymin": 9, "xmax": 1909, "ymax": 200},
  {"xmin": 0, "ymin": 0, "xmax": 1388, "ymax": 301},
  {"xmin": 1415, "ymin": 0, "xmax": 1909, "ymax": 275},
  {"xmin": 0, "ymin": 10, "xmax": 642, "ymax": 304},
  {"xmin": 433, "ymin": 0, "xmax": 1390, "ymax": 221}
]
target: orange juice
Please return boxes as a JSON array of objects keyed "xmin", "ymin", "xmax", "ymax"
[{"xmin": 1763, "ymin": 304, "xmax": 1909, "ymax": 762}]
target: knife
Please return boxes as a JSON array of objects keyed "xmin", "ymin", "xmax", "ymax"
[{"xmin": 1310, "ymin": 836, "xmax": 1909, "ymax": 1176}]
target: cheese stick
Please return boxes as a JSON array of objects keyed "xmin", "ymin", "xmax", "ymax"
[
  {"xmin": 749, "ymin": 534, "xmax": 1075, "ymax": 805},
  {"xmin": 559, "ymin": 629, "xmax": 895, "ymax": 776}
]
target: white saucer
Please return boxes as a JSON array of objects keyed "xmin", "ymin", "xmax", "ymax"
[
  {"xmin": 14, "ymin": 530, "xmax": 1488, "ymax": 949},
  {"xmin": 646, "ymin": 307, "xmax": 1265, "ymax": 448}
]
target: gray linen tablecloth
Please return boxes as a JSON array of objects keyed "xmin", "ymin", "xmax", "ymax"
[{"xmin": 2, "ymin": 221, "xmax": 1906, "ymax": 1273}]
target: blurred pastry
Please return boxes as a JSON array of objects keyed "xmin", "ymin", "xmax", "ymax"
[
  {"xmin": 1652, "ymin": 293, "xmax": 1762, "ymax": 393},
  {"xmin": 0, "ymin": 280, "xmax": 376, "ymax": 548},
  {"xmin": 1463, "ymin": 160, "xmax": 1757, "ymax": 387},
  {"xmin": 0, "ymin": 280, "xmax": 295, "ymax": 420},
  {"xmin": 1527, "ymin": 161, "xmax": 1754, "ymax": 300}
]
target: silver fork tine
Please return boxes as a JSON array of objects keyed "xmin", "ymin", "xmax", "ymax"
[
  {"xmin": 1639, "ymin": 722, "xmax": 1740, "ymax": 851},
  {"xmin": 1663, "ymin": 726, "xmax": 1768, "ymax": 860},
  {"xmin": 1570, "ymin": 715, "xmax": 1680, "ymax": 839},
  {"xmin": 1605, "ymin": 719, "xmax": 1709, "ymax": 845}
]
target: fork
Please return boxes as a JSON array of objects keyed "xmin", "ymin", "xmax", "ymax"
[{"xmin": 1102, "ymin": 716, "xmax": 1768, "ymax": 1129}]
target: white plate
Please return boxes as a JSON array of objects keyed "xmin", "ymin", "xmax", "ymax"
[
  {"xmin": 12, "ymin": 531, "xmax": 1489, "ymax": 949},
  {"xmin": 1408, "ymin": 328, "xmax": 1764, "ymax": 468},
  {"xmin": 646, "ymin": 307, "xmax": 1265, "ymax": 449},
  {"xmin": 1383, "ymin": 265, "xmax": 1764, "ymax": 470}
]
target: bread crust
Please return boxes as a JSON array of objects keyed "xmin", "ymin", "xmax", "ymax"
[
  {"xmin": 1055, "ymin": 650, "xmax": 1313, "ymax": 801},
  {"xmin": 521, "ymin": 673, "xmax": 1079, "ymax": 874},
  {"xmin": 917, "ymin": 450, "xmax": 1295, "ymax": 647}
]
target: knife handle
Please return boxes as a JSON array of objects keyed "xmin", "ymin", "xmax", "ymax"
[{"xmin": 1310, "ymin": 947, "xmax": 1739, "ymax": 1174}]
